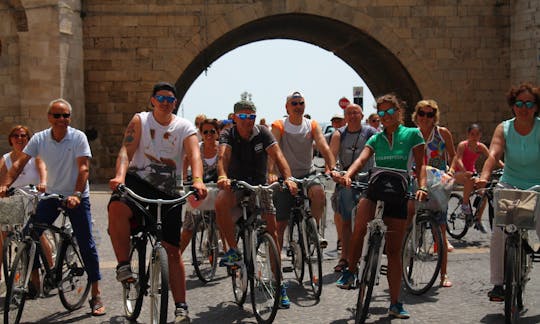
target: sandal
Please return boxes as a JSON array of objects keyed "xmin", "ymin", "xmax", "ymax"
[
  {"xmin": 334, "ymin": 259, "xmax": 348, "ymax": 272},
  {"xmin": 440, "ymin": 274, "xmax": 453, "ymax": 288},
  {"xmin": 89, "ymin": 296, "xmax": 107, "ymax": 316}
]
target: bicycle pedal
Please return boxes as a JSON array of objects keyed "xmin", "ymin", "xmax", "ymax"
[
  {"xmin": 532, "ymin": 253, "xmax": 540, "ymax": 263},
  {"xmin": 282, "ymin": 266, "xmax": 293, "ymax": 273},
  {"xmin": 380, "ymin": 264, "xmax": 388, "ymax": 276}
]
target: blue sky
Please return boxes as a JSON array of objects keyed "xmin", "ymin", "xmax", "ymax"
[{"xmin": 179, "ymin": 39, "xmax": 376, "ymax": 126}]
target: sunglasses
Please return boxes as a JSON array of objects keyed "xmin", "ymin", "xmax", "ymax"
[
  {"xmin": 49, "ymin": 113, "xmax": 71, "ymax": 119},
  {"xmin": 514, "ymin": 100, "xmax": 536, "ymax": 109},
  {"xmin": 370, "ymin": 119, "xmax": 380, "ymax": 123},
  {"xmin": 377, "ymin": 107, "xmax": 397, "ymax": 117},
  {"xmin": 417, "ymin": 110, "xmax": 436, "ymax": 118},
  {"xmin": 202, "ymin": 129, "xmax": 217, "ymax": 135},
  {"xmin": 154, "ymin": 95, "xmax": 176, "ymax": 103},
  {"xmin": 11, "ymin": 134, "xmax": 28, "ymax": 139},
  {"xmin": 236, "ymin": 113, "xmax": 257, "ymax": 120},
  {"xmin": 290, "ymin": 101, "xmax": 305, "ymax": 106}
]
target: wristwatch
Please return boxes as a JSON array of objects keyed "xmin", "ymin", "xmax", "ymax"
[{"xmin": 73, "ymin": 191, "xmax": 82, "ymax": 199}]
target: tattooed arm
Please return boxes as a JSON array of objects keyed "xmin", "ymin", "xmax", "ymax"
[{"xmin": 109, "ymin": 114, "xmax": 142, "ymax": 190}]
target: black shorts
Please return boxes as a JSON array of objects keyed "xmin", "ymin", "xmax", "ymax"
[
  {"xmin": 365, "ymin": 191, "xmax": 408, "ymax": 220},
  {"xmin": 108, "ymin": 173, "xmax": 183, "ymax": 247}
]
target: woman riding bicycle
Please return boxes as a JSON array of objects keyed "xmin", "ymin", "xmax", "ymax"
[
  {"xmin": 332, "ymin": 93, "xmax": 427, "ymax": 319},
  {"xmin": 477, "ymin": 82, "xmax": 540, "ymax": 302}
]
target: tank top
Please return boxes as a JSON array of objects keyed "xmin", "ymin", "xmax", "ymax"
[
  {"xmin": 425, "ymin": 126, "xmax": 448, "ymax": 171},
  {"xmin": 338, "ymin": 126, "xmax": 376, "ymax": 171},
  {"xmin": 199, "ymin": 141, "xmax": 218, "ymax": 182},
  {"xmin": 500, "ymin": 117, "xmax": 540, "ymax": 189},
  {"xmin": 3, "ymin": 153, "xmax": 40, "ymax": 188},
  {"xmin": 129, "ymin": 111, "xmax": 197, "ymax": 195},
  {"xmin": 460, "ymin": 140, "xmax": 481, "ymax": 172}
]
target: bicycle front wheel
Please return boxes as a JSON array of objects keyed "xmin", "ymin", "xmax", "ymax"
[
  {"xmin": 123, "ymin": 236, "xmax": 146, "ymax": 321},
  {"xmin": 231, "ymin": 230, "xmax": 248, "ymax": 306},
  {"xmin": 504, "ymin": 239, "xmax": 520, "ymax": 324},
  {"xmin": 305, "ymin": 217, "xmax": 323, "ymax": 299},
  {"xmin": 4, "ymin": 242, "xmax": 31, "ymax": 324},
  {"xmin": 2, "ymin": 234, "xmax": 17, "ymax": 283},
  {"xmin": 288, "ymin": 215, "xmax": 304, "ymax": 283},
  {"xmin": 356, "ymin": 233, "xmax": 381, "ymax": 323},
  {"xmin": 446, "ymin": 193, "xmax": 468, "ymax": 239},
  {"xmin": 402, "ymin": 212, "xmax": 443, "ymax": 295},
  {"xmin": 58, "ymin": 241, "xmax": 91, "ymax": 310},
  {"xmin": 191, "ymin": 212, "xmax": 218, "ymax": 283},
  {"xmin": 149, "ymin": 246, "xmax": 169, "ymax": 324},
  {"xmin": 250, "ymin": 232, "xmax": 281, "ymax": 324}
]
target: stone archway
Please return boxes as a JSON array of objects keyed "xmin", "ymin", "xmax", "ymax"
[{"xmin": 175, "ymin": 14, "xmax": 422, "ymax": 124}]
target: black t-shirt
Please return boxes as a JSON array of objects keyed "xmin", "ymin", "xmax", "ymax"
[{"xmin": 219, "ymin": 124, "xmax": 277, "ymax": 185}]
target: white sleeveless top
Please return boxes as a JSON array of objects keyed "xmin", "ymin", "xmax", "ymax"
[{"xmin": 3, "ymin": 152, "xmax": 40, "ymax": 188}]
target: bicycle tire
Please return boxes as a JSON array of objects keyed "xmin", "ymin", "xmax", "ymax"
[
  {"xmin": 288, "ymin": 214, "xmax": 304, "ymax": 283},
  {"xmin": 149, "ymin": 246, "xmax": 169, "ymax": 324},
  {"xmin": 122, "ymin": 236, "xmax": 146, "ymax": 321},
  {"xmin": 355, "ymin": 233, "xmax": 381, "ymax": 324},
  {"xmin": 250, "ymin": 232, "xmax": 281, "ymax": 324},
  {"xmin": 191, "ymin": 212, "xmax": 218, "ymax": 283},
  {"xmin": 231, "ymin": 229, "xmax": 248, "ymax": 305},
  {"xmin": 504, "ymin": 238, "xmax": 520, "ymax": 324},
  {"xmin": 305, "ymin": 217, "xmax": 323, "ymax": 299},
  {"xmin": 4, "ymin": 241, "xmax": 31, "ymax": 324},
  {"xmin": 58, "ymin": 241, "xmax": 91, "ymax": 311},
  {"xmin": 446, "ymin": 193, "xmax": 469, "ymax": 239},
  {"xmin": 402, "ymin": 212, "xmax": 443, "ymax": 295},
  {"xmin": 2, "ymin": 234, "xmax": 15, "ymax": 283}
]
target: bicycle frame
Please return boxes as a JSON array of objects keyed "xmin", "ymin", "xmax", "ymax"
[{"xmin": 357, "ymin": 201, "xmax": 386, "ymax": 287}]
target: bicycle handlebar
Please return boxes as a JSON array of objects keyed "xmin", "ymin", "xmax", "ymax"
[
  {"xmin": 117, "ymin": 184, "xmax": 197, "ymax": 205},
  {"xmin": 8, "ymin": 185, "xmax": 64, "ymax": 202},
  {"xmin": 231, "ymin": 180, "xmax": 283, "ymax": 193}
]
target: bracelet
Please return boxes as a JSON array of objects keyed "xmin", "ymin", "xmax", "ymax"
[
  {"xmin": 217, "ymin": 175, "xmax": 227, "ymax": 180},
  {"xmin": 418, "ymin": 187, "xmax": 428, "ymax": 193},
  {"xmin": 192, "ymin": 177, "xmax": 203, "ymax": 183},
  {"xmin": 286, "ymin": 176, "xmax": 295, "ymax": 182}
]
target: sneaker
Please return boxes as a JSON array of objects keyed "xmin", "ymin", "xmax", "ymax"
[
  {"xmin": 219, "ymin": 248, "xmax": 242, "ymax": 267},
  {"xmin": 336, "ymin": 270, "xmax": 357, "ymax": 289},
  {"xmin": 475, "ymin": 221, "xmax": 487, "ymax": 234},
  {"xmin": 388, "ymin": 302, "xmax": 410, "ymax": 319},
  {"xmin": 318, "ymin": 234, "xmax": 328, "ymax": 249},
  {"xmin": 174, "ymin": 305, "xmax": 190, "ymax": 324},
  {"xmin": 279, "ymin": 284, "xmax": 290, "ymax": 309},
  {"xmin": 488, "ymin": 285, "xmax": 504, "ymax": 302},
  {"xmin": 27, "ymin": 282, "xmax": 39, "ymax": 299},
  {"xmin": 116, "ymin": 263, "xmax": 134, "ymax": 283}
]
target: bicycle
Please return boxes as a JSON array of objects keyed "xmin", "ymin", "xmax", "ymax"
[
  {"xmin": 227, "ymin": 180, "xmax": 282, "ymax": 324},
  {"xmin": 117, "ymin": 184, "xmax": 197, "ymax": 324},
  {"xmin": 284, "ymin": 173, "xmax": 327, "ymax": 299},
  {"xmin": 493, "ymin": 186, "xmax": 540, "ymax": 324},
  {"xmin": 3, "ymin": 192, "xmax": 90, "ymax": 324},
  {"xmin": 446, "ymin": 169, "xmax": 503, "ymax": 239}
]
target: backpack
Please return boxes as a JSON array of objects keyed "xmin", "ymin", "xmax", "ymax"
[{"xmin": 366, "ymin": 167, "xmax": 410, "ymax": 205}]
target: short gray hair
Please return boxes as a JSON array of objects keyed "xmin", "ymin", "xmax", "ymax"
[{"xmin": 47, "ymin": 98, "xmax": 72, "ymax": 114}]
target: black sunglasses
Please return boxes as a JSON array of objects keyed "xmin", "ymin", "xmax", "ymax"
[
  {"xmin": 11, "ymin": 134, "xmax": 28, "ymax": 139},
  {"xmin": 202, "ymin": 129, "xmax": 217, "ymax": 135},
  {"xmin": 290, "ymin": 101, "xmax": 305, "ymax": 106},
  {"xmin": 49, "ymin": 113, "xmax": 71, "ymax": 119},
  {"xmin": 417, "ymin": 110, "xmax": 436, "ymax": 118}
]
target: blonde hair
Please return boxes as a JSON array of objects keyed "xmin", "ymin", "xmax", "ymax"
[{"xmin": 413, "ymin": 99, "xmax": 440, "ymax": 125}]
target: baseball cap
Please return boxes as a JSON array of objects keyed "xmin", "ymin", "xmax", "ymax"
[
  {"xmin": 331, "ymin": 113, "xmax": 344, "ymax": 121},
  {"xmin": 152, "ymin": 82, "xmax": 177, "ymax": 97},
  {"xmin": 286, "ymin": 91, "xmax": 303, "ymax": 102},
  {"xmin": 233, "ymin": 100, "xmax": 256, "ymax": 113}
]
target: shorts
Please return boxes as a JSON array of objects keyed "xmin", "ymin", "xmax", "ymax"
[
  {"xmin": 330, "ymin": 188, "xmax": 338, "ymax": 213},
  {"xmin": 337, "ymin": 185, "xmax": 361, "ymax": 221},
  {"xmin": 364, "ymin": 191, "xmax": 409, "ymax": 220},
  {"xmin": 109, "ymin": 173, "xmax": 184, "ymax": 247},
  {"xmin": 273, "ymin": 177, "xmax": 322, "ymax": 222}
]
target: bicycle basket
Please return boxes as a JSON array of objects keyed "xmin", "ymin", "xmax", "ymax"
[
  {"xmin": 420, "ymin": 167, "xmax": 454, "ymax": 212},
  {"xmin": 494, "ymin": 189, "xmax": 540, "ymax": 229},
  {"xmin": 366, "ymin": 167, "xmax": 409, "ymax": 205},
  {"xmin": 0, "ymin": 194, "xmax": 37, "ymax": 225}
]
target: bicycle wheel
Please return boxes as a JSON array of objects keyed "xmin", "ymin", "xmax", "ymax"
[
  {"xmin": 288, "ymin": 214, "xmax": 304, "ymax": 283},
  {"xmin": 4, "ymin": 242, "xmax": 31, "ymax": 324},
  {"xmin": 305, "ymin": 217, "xmax": 323, "ymax": 299},
  {"xmin": 250, "ymin": 232, "xmax": 281, "ymax": 324},
  {"xmin": 2, "ymin": 234, "xmax": 16, "ymax": 283},
  {"xmin": 402, "ymin": 212, "xmax": 443, "ymax": 295},
  {"xmin": 231, "ymin": 229, "xmax": 248, "ymax": 305},
  {"xmin": 123, "ymin": 236, "xmax": 147, "ymax": 321},
  {"xmin": 446, "ymin": 193, "xmax": 469, "ymax": 239},
  {"xmin": 58, "ymin": 241, "xmax": 91, "ymax": 310},
  {"xmin": 504, "ymin": 239, "xmax": 520, "ymax": 324},
  {"xmin": 355, "ymin": 233, "xmax": 381, "ymax": 323},
  {"xmin": 149, "ymin": 246, "xmax": 169, "ymax": 324},
  {"xmin": 191, "ymin": 212, "xmax": 218, "ymax": 283}
]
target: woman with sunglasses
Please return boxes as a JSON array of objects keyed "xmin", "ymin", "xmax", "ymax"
[
  {"xmin": 332, "ymin": 93, "xmax": 427, "ymax": 319},
  {"xmin": 0, "ymin": 125, "xmax": 49, "ymax": 297},
  {"xmin": 412, "ymin": 99, "xmax": 457, "ymax": 288},
  {"xmin": 477, "ymin": 82, "xmax": 540, "ymax": 302}
]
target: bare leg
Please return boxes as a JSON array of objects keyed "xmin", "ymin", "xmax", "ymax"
[
  {"xmin": 108, "ymin": 201, "xmax": 133, "ymax": 263},
  {"xmin": 215, "ymin": 190, "xmax": 237, "ymax": 250},
  {"xmin": 384, "ymin": 217, "xmax": 407, "ymax": 305},
  {"xmin": 163, "ymin": 241, "xmax": 186, "ymax": 303}
]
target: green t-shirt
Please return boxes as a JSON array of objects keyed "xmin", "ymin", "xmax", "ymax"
[{"xmin": 366, "ymin": 124, "xmax": 425, "ymax": 171}]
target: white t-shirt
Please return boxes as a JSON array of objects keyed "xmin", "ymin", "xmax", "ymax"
[{"xmin": 2, "ymin": 152, "xmax": 40, "ymax": 188}]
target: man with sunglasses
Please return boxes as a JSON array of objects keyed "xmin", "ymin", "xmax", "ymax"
[
  {"xmin": 367, "ymin": 113, "xmax": 382, "ymax": 132},
  {"xmin": 215, "ymin": 97, "xmax": 297, "ymax": 309},
  {"xmin": 269, "ymin": 91, "xmax": 336, "ymax": 254},
  {"xmin": 108, "ymin": 82, "xmax": 207, "ymax": 324},
  {"xmin": 0, "ymin": 98, "xmax": 106, "ymax": 316}
]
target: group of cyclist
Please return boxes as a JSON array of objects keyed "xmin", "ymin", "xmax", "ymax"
[{"xmin": 0, "ymin": 80, "xmax": 539, "ymax": 323}]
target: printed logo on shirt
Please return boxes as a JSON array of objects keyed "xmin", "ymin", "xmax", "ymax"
[{"xmin": 254, "ymin": 143, "xmax": 263, "ymax": 153}]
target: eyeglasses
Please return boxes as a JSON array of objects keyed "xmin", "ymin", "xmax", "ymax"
[
  {"xmin": 202, "ymin": 129, "xmax": 217, "ymax": 135},
  {"xmin": 154, "ymin": 95, "xmax": 176, "ymax": 103},
  {"xmin": 377, "ymin": 107, "xmax": 397, "ymax": 117},
  {"xmin": 236, "ymin": 113, "xmax": 257, "ymax": 120},
  {"xmin": 49, "ymin": 113, "xmax": 71, "ymax": 119},
  {"xmin": 417, "ymin": 110, "xmax": 436, "ymax": 118},
  {"xmin": 290, "ymin": 101, "xmax": 305, "ymax": 106},
  {"xmin": 11, "ymin": 134, "xmax": 28, "ymax": 139},
  {"xmin": 369, "ymin": 119, "xmax": 380, "ymax": 123},
  {"xmin": 514, "ymin": 100, "xmax": 536, "ymax": 109}
]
